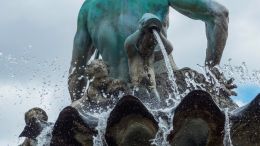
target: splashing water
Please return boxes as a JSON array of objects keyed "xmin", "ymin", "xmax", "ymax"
[
  {"xmin": 150, "ymin": 106, "xmax": 176, "ymax": 146},
  {"xmin": 203, "ymin": 65, "xmax": 223, "ymax": 96},
  {"xmin": 223, "ymin": 108, "xmax": 233, "ymax": 146},
  {"xmin": 92, "ymin": 110, "xmax": 112, "ymax": 146},
  {"xmin": 222, "ymin": 60, "xmax": 260, "ymax": 86},
  {"xmin": 37, "ymin": 124, "xmax": 54, "ymax": 146},
  {"xmin": 30, "ymin": 59, "xmax": 257, "ymax": 146},
  {"xmin": 4, "ymin": 45, "xmax": 260, "ymax": 145},
  {"xmin": 0, "ymin": 48, "xmax": 70, "ymax": 146},
  {"xmin": 150, "ymin": 30, "xmax": 184, "ymax": 146}
]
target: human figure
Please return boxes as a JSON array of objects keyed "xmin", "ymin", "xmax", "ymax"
[
  {"xmin": 19, "ymin": 108, "xmax": 50, "ymax": 146},
  {"xmin": 124, "ymin": 13, "xmax": 173, "ymax": 101},
  {"xmin": 68, "ymin": 0, "xmax": 233, "ymax": 101},
  {"xmin": 74, "ymin": 59, "xmax": 127, "ymax": 104}
]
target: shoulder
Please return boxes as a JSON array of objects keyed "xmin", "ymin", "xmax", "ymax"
[
  {"xmin": 77, "ymin": 1, "xmax": 94, "ymax": 27},
  {"xmin": 125, "ymin": 31, "xmax": 140, "ymax": 47},
  {"xmin": 79, "ymin": 0, "xmax": 93, "ymax": 16}
]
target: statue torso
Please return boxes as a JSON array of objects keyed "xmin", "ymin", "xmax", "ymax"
[{"xmin": 82, "ymin": 0, "xmax": 170, "ymax": 81}]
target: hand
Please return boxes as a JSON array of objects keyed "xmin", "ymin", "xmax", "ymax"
[
  {"xmin": 207, "ymin": 66, "xmax": 237, "ymax": 96},
  {"xmin": 141, "ymin": 22, "xmax": 161, "ymax": 33},
  {"xmin": 139, "ymin": 14, "xmax": 162, "ymax": 33}
]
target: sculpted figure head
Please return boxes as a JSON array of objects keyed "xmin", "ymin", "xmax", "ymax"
[
  {"xmin": 25, "ymin": 107, "xmax": 48, "ymax": 125},
  {"xmin": 139, "ymin": 13, "xmax": 162, "ymax": 33},
  {"xmin": 137, "ymin": 13, "xmax": 161, "ymax": 57},
  {"xmin": 82, "ymin": 59, "xmax": 128, "ymax": 104},
  {"xmin": 85, "ymin": 59, "xmax": 109, "ymax": 80},
  {"xmin": 19, "ymin": 108, "xmax": 49, "ymax": 146}
]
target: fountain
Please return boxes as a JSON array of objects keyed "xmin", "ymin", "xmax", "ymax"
[{"xmin": 18, "ymin": 0, "xmax": 260, "ymax": 146}]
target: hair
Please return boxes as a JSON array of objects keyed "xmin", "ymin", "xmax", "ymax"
[
  {"xmin": 24, "ymin": 107, "xmax": 48, "ymax": 124},
  {"xmin": 85, "ymin": 59, "xmax": 109, "ymax": 79}
]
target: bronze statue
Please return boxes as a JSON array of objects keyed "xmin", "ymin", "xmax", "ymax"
[
  {"xmin": 17, "ymin": 0, "xmax": 260, "ymax": 145},
  {"xmin": 68, "ymin": 0, "xmax": 232, "ymax": 101}
]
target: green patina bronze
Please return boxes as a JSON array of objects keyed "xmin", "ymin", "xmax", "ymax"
[
  {"xmin": 18, "ymin": 2, "xmax": 260, "ymax": 145},
  {"xmin": 68, "ymin": 0, "xmax": 229, "ymax": 101}
]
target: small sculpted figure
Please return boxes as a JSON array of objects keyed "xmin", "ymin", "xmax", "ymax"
[
  {"xmin": 68, "ymin": 0, "xmax": 234, "ymax": 101},
  {"xmin": 82, "ymin": 59, "xmax": 127, "ymax": 104},
  {"xmin": 84, "ymin": 59, "xmax": 111, "ymax": 103},
  {"xmin": 51, "ymin": 60, "xmax": 127, "ymax": 145},
  {"xmin": 19, "ymin": 108, "xmax": 49, "ymax": 146},
  {"xmin": 124, "ymin": 13, "xmax": 173, "ymax": 100}
]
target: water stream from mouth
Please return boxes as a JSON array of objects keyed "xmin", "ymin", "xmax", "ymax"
[{"xmin": 152, "ymin": 30, "xmax": 180, "ymax": 99}]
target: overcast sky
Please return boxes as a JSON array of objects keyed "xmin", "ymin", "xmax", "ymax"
[{"xmin": 0, "ymin": 0, "xmax": 260, "ymax": 145}]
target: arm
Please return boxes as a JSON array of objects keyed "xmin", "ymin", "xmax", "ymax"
[
  {"xmin": 169, "ymin": 0, "xmax": 237, "ymax": 96},
  {"xmin": 68, "ymin": 5, "xmax": 95, "ymax": 102},
  {"xmin": 169, "ymin": 0, "xmax": 229, "ymax": 67},
  {"xmin": 124, "ymin": 30, "xmax": 141, "ymax": 58}
]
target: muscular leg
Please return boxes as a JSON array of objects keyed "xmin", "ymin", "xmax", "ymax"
[{"xmin": 69, "ymin": 2, "xmax": 95, "ymax": 102}]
